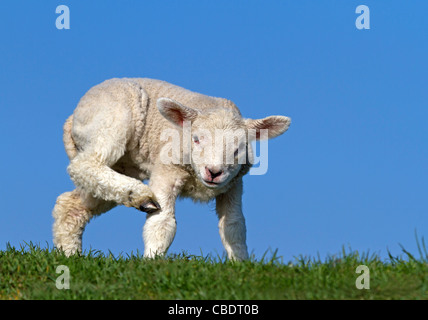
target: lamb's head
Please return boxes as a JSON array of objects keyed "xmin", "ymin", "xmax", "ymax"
[{"xmin": 157, "ymin": 97, "xmax": 291, "ymax": 189}]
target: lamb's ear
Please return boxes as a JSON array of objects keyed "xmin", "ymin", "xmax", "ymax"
[
  {"xmin": 245, "ymin": 115, "xmax": 291, "ymax": 141},
  {"xmin": 157, "ymin": 98, "xmax": 198, "ymax": 127}
]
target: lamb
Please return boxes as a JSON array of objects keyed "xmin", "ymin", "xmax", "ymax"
[{"xmin": 52, "ymin": 78, "xmax": 291, "ymax": 260}]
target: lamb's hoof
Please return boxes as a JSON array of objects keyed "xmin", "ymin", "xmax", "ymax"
[{"xmin": 139, "ymin": 200, "xmax": 161, "ymax": 214}]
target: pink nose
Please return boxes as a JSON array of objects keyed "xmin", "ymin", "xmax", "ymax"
[{"xmin": 205, "ymin": 166, "xmax": 223, "ymax": 180}]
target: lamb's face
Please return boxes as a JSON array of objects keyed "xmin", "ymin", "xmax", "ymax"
[
  {"xmin": 189, "ymin": 113, "xmax": 249, "ymax": 189},
  {"xmin": 157, "ymin": 97, "xmax": 291, "ymax": 189}
]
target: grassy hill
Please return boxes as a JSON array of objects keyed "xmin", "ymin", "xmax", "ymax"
[{"xmin": 0, "ymin": 242, "xmax": 427, "ymax": 300}]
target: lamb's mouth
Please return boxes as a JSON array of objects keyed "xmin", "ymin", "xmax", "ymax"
[{"xmin": 202, "ymin": 179, "xmax": 222, "ymax": 188}]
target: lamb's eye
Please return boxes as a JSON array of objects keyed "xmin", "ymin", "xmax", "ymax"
[{"xmin": 193, "ymin": 136, "xmax": 200, "ymax": 144}]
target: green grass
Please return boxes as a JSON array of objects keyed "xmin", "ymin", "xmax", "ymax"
[{"xmin": 0, "ymin": 241, "xmax": 427, "ymax": 300}]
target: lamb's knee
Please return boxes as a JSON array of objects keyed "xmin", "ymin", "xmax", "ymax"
[
  {"xmin": 143, "ymin": 213, "xmax": 176, "ymax": 241},
  {"xmin": 143, "ymin": 213, "xmax": 177, "ymax": 257},
  {"xmin": 53, "ymin": 191, "xmax": 88, "ymax": 221},
  {"xmin": 218, "ymin": 213, "xmax": 248, "ymax": 261},
  {"xmin": 220, "ymin": 217, "xmax": 246, "ymax": 242}
]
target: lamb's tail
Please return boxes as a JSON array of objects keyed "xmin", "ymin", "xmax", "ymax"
[{"xmin": 63, "ymin": 115, "xmax": 78, "ymax": 160}]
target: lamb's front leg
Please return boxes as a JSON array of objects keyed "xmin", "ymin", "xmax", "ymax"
[
  {"xmin": 68, "ymin": 154, "xmax": 158, "ymax": 211},
  {"xmin": 143, "ymin": 168, "xmax": 182, "ymax": 258},
  {"xmin": 216, "ymin": 178, "xmax": 249, "ymax": 261}
]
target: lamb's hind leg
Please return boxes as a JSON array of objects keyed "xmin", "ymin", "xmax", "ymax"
[{"xmin": 52, "ymin": 190, "xmax": 116, "ymax": 256}]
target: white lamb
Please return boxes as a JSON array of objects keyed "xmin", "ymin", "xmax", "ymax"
[{"xmin": 52, "ymin": 78, "xmax": 291, "ymax": 260}]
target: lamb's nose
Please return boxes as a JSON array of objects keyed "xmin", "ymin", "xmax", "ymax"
[{"xmin": 206, "ymin": 167, "xmax": 223, "ymax": 180}]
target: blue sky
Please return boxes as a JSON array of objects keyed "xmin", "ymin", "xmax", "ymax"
[{"xmin": 0, "ymin": 1, "xmax": 427, "ymax": 261}]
